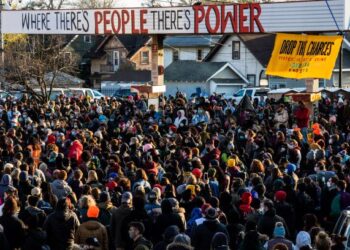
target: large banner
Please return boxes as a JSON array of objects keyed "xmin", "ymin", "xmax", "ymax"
[
  {"xmin": 266, "ymin": 33, "xmax": 343, "ymax": 80},
  {"xmin": 1, "ymin": 0, "xmax": 349, "ymax": 34}
]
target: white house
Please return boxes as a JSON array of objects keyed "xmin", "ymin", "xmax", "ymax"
[
  {"xmin": 205, "ymin": 34, "xmax": 350, "ymax": 89},
  {"xmin": 164, "ymin": 60, "xmax": 249, "ymax": 97},
  {"xmin": 163, "ymin": 35, "xmax": 220, "ymax": 68}
]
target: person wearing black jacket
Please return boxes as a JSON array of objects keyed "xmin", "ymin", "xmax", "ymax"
[
  {"xmin": 0, "ymin": 196, "xmax": 26, "ymax": 250},
  {"xmin": 43, "ymin": 198, "xmax": 80, "ymax": 250},
  {"xmin": 191, "ymin": 207, "xmax": 229, "ymax": 250},
  {"xmin": 258, "ymin": 199, "xmax": 289, "ymax": 239},
  {"xmin": 129, "ymin": 221, "xmax": 153, "ymax": 250},
  {"xmin": 154, "ymin": 198, "xmax": 185, "ymax": 244},
  {"xmin": 19, "ymin": 195, "xmax": 46, "ymax": 228}
]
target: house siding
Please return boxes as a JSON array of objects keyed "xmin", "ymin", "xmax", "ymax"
[
  {"xmin": 91, "ymin": 37, "xmax": 129, "ymax": 74},
  {"xmin": 131, "ymin": 46, "xmax": 152, "ymax": 71},
  {"xmin": 164, "ymin": 47, "xmax": 211, "ymax": 68},
  {"xmin": 209, "ymin": 36, "xmax": 264, "ymax": 87}
]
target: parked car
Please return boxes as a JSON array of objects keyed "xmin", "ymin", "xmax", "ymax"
[
  {"xmin": 229, "ymin": 87, "xmax": 270, "ymax": 103},
  {"xmin": 69, "ymin": 88, "xmax": 105, "ymax": 100},
  {"xmin": 0, "ymin": 90, "xmax": 13, "ymax": 102},
  {"xmin": 112, "ymin": 88, "xmax": 138, "ymax": 98}
]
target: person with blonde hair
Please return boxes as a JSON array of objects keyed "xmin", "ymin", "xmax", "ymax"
[{"xmin": 78, "ymin": 195, "xmax": 96, "ymax": 223}]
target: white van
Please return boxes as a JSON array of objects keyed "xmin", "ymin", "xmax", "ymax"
[
  {"xmin": 69, "ymin": 88, "xmax": 105, "ymax": 100},
  {"xmin": 33, "ymin": 88, "xmax": 72, "ymax": 101},
  {"xmin": 230, "ymin": 88, "xmax": 270, "ymax": 103}
]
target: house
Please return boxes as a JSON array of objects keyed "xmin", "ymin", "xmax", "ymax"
[
  {"xmin": 66, "ymin": 34, "xmax": 152, "ymax": 91},
  {"xmin": 164, "ymin": 35, "xmax": 221, "ymax": 68},
  {"xmin": 204, "ymin": 34, "xmax": 350, "ymax": 89},
  {"xmin": 164, "ymin": 60, "xmax": 249, "ymax": 97}
]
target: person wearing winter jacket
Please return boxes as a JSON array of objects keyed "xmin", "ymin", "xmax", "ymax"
[
  {"xmin": 75, "ymin": 205, "xmax": 108, "ymax": 250},
  {"xmin": 50, "ymin": 170, "xmax": 73, "ymax": 199},
  {"xmin": 43, "ymin": 198, "xmax": 80, "ymax": 250},
  {"xmin": 0, "ymin": 196, "xmax": 26, "ymax": 249},
  {"xmin": 274, "ymin": 104, "xmax": 289, "ymax": 129},
  {"xmin": 258, "ymin": 200, "xmax": 289, "ymax": 239},
  {"xmin": 0, "ymin": 175, "xmax": 14, "ymax": 202},
  {"xmin": 191, "ymin": 207, "xmax": 229, "ymax": 250},
  {"xmin": 19, "ymin": 195, "xmax": 47, "ymax": 228}
]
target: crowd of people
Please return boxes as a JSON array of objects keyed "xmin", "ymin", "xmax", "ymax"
[{"xmin": 0, "ymin": 91, "xmax": 349, "ymax": 250}]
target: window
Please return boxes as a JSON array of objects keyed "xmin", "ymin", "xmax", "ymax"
[
  {"xmin": 141, "ymin": 51, "xmax": 149, "ymax": 65},
  {"xmin": 234, "ymin": 89, "xmax": 245, "ymax": 97},
  {"xmin": 246, "ymin": 90, "xmax": 253, "ymax": 97},
  {"xmin": 197, "ymin": 49, "xmax": 203, "ymax": 61},
  {"xmin": 232, "ymin": 41, "xmax": 240, "ymax": 60},
  {"xmin": 247, "ymin": 74, "xmax": 256, "ymax": 86},
  {"xmin": 173, "ymin": 50, "xmax": 179, "ymax": 61},
  {"xmin": 84, "ymin": 35, "xmax": 91, "ymax": 43}
]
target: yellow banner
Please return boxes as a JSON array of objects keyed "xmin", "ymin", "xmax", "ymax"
[{"xmin": 266, "ymin": 33, "xmax": 343, "ymax": 79}]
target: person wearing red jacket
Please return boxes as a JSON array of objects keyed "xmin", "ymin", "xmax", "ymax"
[{"xmin": 294, "ymin": 101, "xmax": 310, "ymax": 129}]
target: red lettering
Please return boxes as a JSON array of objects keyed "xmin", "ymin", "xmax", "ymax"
[
  {"xmin": 94, "ymin": 11, "xmax": 103, "ymax": 34},
  {"xmin": 111, "ymin": 10, "xmax": 121, "ymax": 34},
  {"xmin": 250, "ymin": 3, "xmax": 264, "ymax": 32},
  {"xmin": 205, "ymin": 5, "xmax": 220, "ymax": 34},
  {"xmin": 140, "ymin": 9, "xmax": 148, "ymax": 34},
  {"xmin": 121, "ymin": 10, "xmax": 130, "ymax": 34},
  {"xmin": 221, "ymin": 4, "xmax": 237, "ymax": 33},
  {"xmin": 131, "ymin": 10, "xmax": 139, "ymax": 34},
  {"xmin": 103, "ymin": 10, "xmax": 112, "ymax": 34},
  {"xmin": 193, "ymin": 6, "xmax": 205, "ymax": 34},
  {"xmin": 239, "ymin": 3, "xmax": 249, "ymax": 33}
]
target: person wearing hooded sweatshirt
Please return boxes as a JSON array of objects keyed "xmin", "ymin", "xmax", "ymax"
[
  {"xmin": 19, "ymin": 195, "xmax": 47, "ymax": 228},
  {"xmin": 154, "ymin": 225, "xmax": 180, "ymax": 250},
  {"xmin": 0, "ymin": 196, "xmax": 26, "ymax": 250},
  {"xmin": 191, "ymin": 207, "xmax": 228, "ymax": 250},
  {"xmin": 43, "ymin": 197, "xmax": 80, "ymax": 250},
  {"xmin": 258, "ymin": 200, "xmax": 289, "ymax": 239},
  {"xmin": 174, "ymin": 109, "xmax": 188, "ymax": 129},
  {"xmin": 75, "ymin": 205, "xmax": 108, "ymax": 250},
  {"xmin": 0, "ymin": 174, "xmax": 14, "ymax": 202},
  {"xmin": 263, "ymin": 222, "xmax": 295, "ymax": 250},
  {"xmin": 110, "ymin": 191, "xmax": 133, "ymax": 250},
  {"xmin": 239, "ymin": 192, "xmax": 254, "ymax": 223},
  {"xmin": 50, "ymin": 170, "xmax": 73, "ymax": 199},
  {"xmin": 154, "ymin": 198, "xmax": 185, "ymax": 244},
  {"xmin": 97, "ymin": 191, "xmax": 117, "ymax": 227}
]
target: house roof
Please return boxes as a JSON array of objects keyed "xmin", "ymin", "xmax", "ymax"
[
  {"xmin": 204, "ymin": 34, "xmax": 276, "ymax": 67},
  {"xmin": 164, "ymin": 35, "xmax": 221, "ymax": 48},
  {"xmin": 238, "ymin": 34, "xmax": 276, "ymax": 67},
  {"xmin": 165, "ymin": 61, "xmax": 226, "ymax": 82},
  {"xmin": 89, "ymin": 35, "xmax": 150, "ymax": 59},
  {"xmin": 101, "ymin": 69, "xmax": 151, "ymax": 83}
]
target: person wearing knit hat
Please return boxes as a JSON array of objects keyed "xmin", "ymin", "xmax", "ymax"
[
  {"xmin": 295, "ymin": 231, "xmax": 312, "ymax": 250},
  {"xmin": 192, "ymin": 168, "xmax": 202, "ymax": 180},
  {"xmin": 275, "ymin": 190, "xmax": 287, "ymax": 202},
  {"xmin": 211, "ymin": 232, "xmax": 229, "ymax": 250},
  {"xmin": 239, "ymin": 192, "xmax": 253, "ymax": 217},
  {"xmin": 227, "ymin": 158, "xmax": 236, "ymax": 168},
  {"xmin": 75, "ymin": 205, "xmax": 109, "ymax": 250},
  {"xmin": 263, "ymin": 222, "xmax": 295, "ymax": 250}
]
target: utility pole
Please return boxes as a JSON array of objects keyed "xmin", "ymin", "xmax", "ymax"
[{"xmin": 339, "ymin": 38, "xmax": 343, "ymax": 88}]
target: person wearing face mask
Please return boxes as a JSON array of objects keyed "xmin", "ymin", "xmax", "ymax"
[
  {"xmin": 192, "ymin": 107, "xmax": 210, "ymax": 125},
  {"xmin": 174, "ymin": 110, "xmax": 188, "ymax": 129},
  {"xmin": 287, "ymin": 140, "xmax": 301, "ymax": 169},
  {"xmin": 201, "ymin": 139, "xmax": 221, "ymax": 167},
  {"xmin": 320, "ymin": 176, "xmax": 339, "ymax": 226}
]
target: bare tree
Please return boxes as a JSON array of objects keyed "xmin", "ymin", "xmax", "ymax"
[
  {"xmin": 75, "ymin": 0, "xmax": 115, "ymax": 8},
  {"xmin": 23, "ymin": 0, "xmax": 67, "ymax": 10},
  {"xmin": 3, "ymin": 35, "xmax": 78, "ymax": 103}
]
